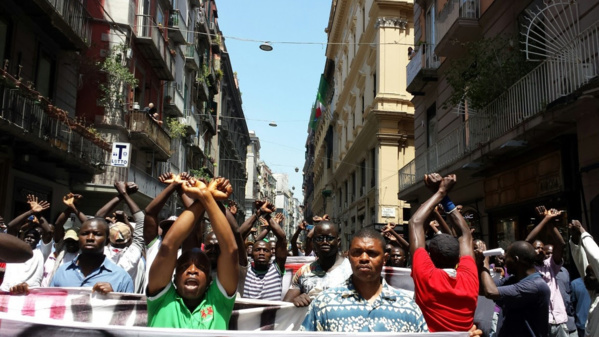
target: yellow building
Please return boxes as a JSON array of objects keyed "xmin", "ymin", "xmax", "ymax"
[{"xmin": 308, "ymin": 0, "xmax": 415, "ymax": 247}]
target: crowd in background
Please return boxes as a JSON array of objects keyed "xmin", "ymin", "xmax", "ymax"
[{"xmin": 0, "ymin": 172, "xmax": 597, "ymax": 337}]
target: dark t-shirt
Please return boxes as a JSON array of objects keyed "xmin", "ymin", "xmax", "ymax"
[{"xmin": 495, "ymin": 272, "xmax": 550, "ymax": 337}]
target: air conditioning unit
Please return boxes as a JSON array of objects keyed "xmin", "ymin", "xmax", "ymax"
[{"xmin": 209, "ymin": 22, "xmax": 215, "ymax": 32}]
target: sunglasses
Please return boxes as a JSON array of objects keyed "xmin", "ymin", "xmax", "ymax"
[{"xmin": 314, "ymin": 235, "xmax": 337, "ymax": 243}]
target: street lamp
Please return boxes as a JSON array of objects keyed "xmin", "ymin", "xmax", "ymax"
[
  {"xmin": 268, "ymin": 121, "xmax": 278, "ymax": 127},
  {"xmin": 259, "ymin": 42, "xmax": 273, "ymax": 51}
]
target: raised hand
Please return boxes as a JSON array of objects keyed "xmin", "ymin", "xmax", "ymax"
[
  {"xmin": 381, "ymin": 222, "xmax": 395, "ymax": 233},
  {"xmin": 428, "ymin": 220, "xmax": 440, "ymax": 233},
  {"xmin": 274, "ymin": 213, "xmax": 285, "ymax": 224},
  {"xmin": 228, "ymin": 202, "xmax": 238, "ymax": 216},
  {"xmin": 424, "ymin": 173, "xmax": 442, "ymax": 193},
  {"xmin": 63, "ymin": 193, "xmax": 76, "ymax": 208},
  {"xmin": 27, "ymin": 194, "xmax": 50, "ymax": 213},
  {"xmin": 208, "ymin": 177, "xmax": 233, "ymax": 201},
  {"xmin": 114, "ymin": 181, "xmax": 127, "ymax": 195},
  {"xmin": 322, "ymin": 214, "xmax": 330, "ymax": 221},
  {"xmin": 259, "ymin": 217, "xmax": 269, "ymax": 228},
  {"xmin": 569, "ymin": 219, "xmax": 586, "ymax": 245},
  {"xmin": 254, "ymin": 199, "xmax": 265, "ymax": 210},
  {"xmin": 535, "ymin": 205, "xmax": 547, "ymax": 217},
  {"xmin": 179, "ymin": 172, "xmax": 191, "ymax": 181},
  {"xmin": 312, "ymin": 215, "xmax": 323, "ymax": 223},
  {"xmin": 544, "ymin": 208, "xmax": 563, "ymax": 220},
  {"xmin": 126, "ymin": 182, "xmax": 138, "ymax": 194},
  {"xmin": 298, "ymin": 220, "xmax": 307, "ymax": 231},
  {"xmin": 473, "ymin": 240, "xmax": 487, "ymax": 267},
  {"xmin": 260, "ymin": 201, "xmax": 275, "ymax": 214},
  {"xmin": 439, "ymin": 174, "xmax": 457, "ymax": 194},
  {"xmin": 181, "ymin": 177, "xmax": 209, "ymax": 200},
  {"xmin": 158, "ymin": 172, "xmax": 177, "ymax": 184}
]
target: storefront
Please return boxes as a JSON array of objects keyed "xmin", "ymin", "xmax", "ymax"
[{"xmin": 485, "ymin": 150, "xmax": 580, "ymax": 250}]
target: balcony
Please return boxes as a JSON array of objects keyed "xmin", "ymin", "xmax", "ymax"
[
  {"xmin": 196, "ymin": 78, "xmax": 210, "ymax": 101},
  {"xmin": 399, "ymin": 21, "xmax": 599, "ymax": 193},
  {"xmin": 0, "ymin": 74, "xmax": 108, "ymax": 175},
  {"xmin": 179, "ymin": 113, "xmax": 198, "ymax": 135},
  {"xmin": 406, "ymin": 43, "xmax": 440, "ymax": 95},
  {"xmin": 128, "ymin": 111, "xmax": 172, "ymax": 160},
  {"xmin": 128, "ymin": 165, "xmax": 166, "ymax": 199},
  {"xmin": 18, "ymin": 0, "xmax": 92, "ymax": 50},
  {"xmin": 435, "ymin": 0, "xmax": 481, "ymax": 58},
  {"xmin": 134, "ymin": 15, "xmax": 175, "ymax": 81},
  {"xmin": 185, "ymin": 45, "xmax": 200, "ymax": 70},
  {"xmin": 200, "ymin": 112, "xmax": 216, "ymax": 133},
  {"xmin": 168, "ymin": 10, "xmax": 187, "ymax": 44},
  {"xmin": 164, "ymin": 82, "xmax": 185, "ymax": 118}
]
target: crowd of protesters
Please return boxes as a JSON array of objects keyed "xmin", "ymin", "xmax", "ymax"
[{"xmin": 0, "ymin": 172, "xmax": 597, "ymax": 337}]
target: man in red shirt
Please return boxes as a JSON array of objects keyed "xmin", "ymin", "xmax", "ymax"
[{"xmin": 408, "ymin": 173, "xmax": 478, "ymax": 332}]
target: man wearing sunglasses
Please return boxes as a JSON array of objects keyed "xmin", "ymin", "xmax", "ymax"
[{"xmin": 283, "ymin": 220, "xmax": 352, "ymax": 307}]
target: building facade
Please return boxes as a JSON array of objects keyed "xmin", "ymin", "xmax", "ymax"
[
  {"xmin": 399, "ymin": 0, "xmax": 599, "ymax": 247},
  {"xmin": 308, "ymin": 0, "xmax": 415, "ymax": 248},
  {"xmin": 217, "ymin": 41, "xmax": 250, "ymax": 223},
  {"xmin": 0, "ymin": 0, "xmax": 247, "ymax": 222},
  {"xmin": 0, "ymin": 0, "xmax": 109, "ymax": 221}
]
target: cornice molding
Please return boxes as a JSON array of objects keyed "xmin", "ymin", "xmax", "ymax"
[{"xmin": 375, "ymin": 17, "xmax": 408, "ymax": 30}]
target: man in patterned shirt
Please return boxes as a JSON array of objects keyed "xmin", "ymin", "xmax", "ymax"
[
  {"xmin": 283, "ymin": 220, "xmax": 352, "ymax": 306},
  {"xmin": 300, "ymin": 227, "xmax": 428, "ymax": 332}
]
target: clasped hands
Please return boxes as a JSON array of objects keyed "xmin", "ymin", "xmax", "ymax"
[{"xmin": 159, "ymin": 172, "xmax": 233, "ymax": 202}]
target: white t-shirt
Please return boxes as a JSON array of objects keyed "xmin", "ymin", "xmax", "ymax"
[{"xmin": 0, "ymin": 248, "xmax": 44, "ymax": 291}]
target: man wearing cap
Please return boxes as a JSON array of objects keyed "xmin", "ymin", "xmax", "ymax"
[
  {"xmin": 102, "ymin": 182, "xmax": 146, "ymax": 293},
  {"xmin": 41, "ymin": 227, "xmax": 80, "ymax": 287},
  {"xmin": 147, "ymin": 177, "xmax": 238, "ymax": 329}
]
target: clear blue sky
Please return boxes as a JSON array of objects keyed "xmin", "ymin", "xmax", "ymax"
[{"xmin": 217, "ymin": 0, "xmax": 332, "ymax": 202}]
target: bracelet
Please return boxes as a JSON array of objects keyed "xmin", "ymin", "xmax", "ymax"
[{"xmin": 440, "ymin": 196, "xmax": 456, "ymax": 213}]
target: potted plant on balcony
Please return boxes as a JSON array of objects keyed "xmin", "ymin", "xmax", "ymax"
[
  {"xmin": 166, "ymin": 117, "xmax": 187, "ymax": 139},
  {"xmin": 98, "ymin": 43, "xmax": 138, "ymax": 115}
]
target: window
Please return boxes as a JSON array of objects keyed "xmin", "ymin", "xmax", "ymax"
[
  {"xmin": 360, "ymin": 160, "xmax": 366, "ymax": 194},
  {"xmin": 0, "ymin": 17, "xmax": 10, "ymax": 63},
  {"xmin": 370, "ymin": 148, "xmax": 376, "ymax": 187},
  {"xmin": 426, "ymin": 3, "xmax": 436, "ymax": 46},
  {"xmin": 35, "ymin": 50, "xmax": 54, "ymax": 99},
  {"xmin": 361, "ymin": 95, "xmax": 365, "ymax": 123},
  {"xmin": 351, "ymin": 172, "xmax": 356, "ymax": 202},
  {"xmin": 426, "ymin": 103, "xmax": 437, "ymax": 147},
  {"xmin": 372, "ymin": 72, "xmax": 377, "ymax": 99}
]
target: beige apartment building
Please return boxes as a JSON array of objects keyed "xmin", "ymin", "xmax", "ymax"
[
  {"xmin": 307, "ymin": 0, "xmax": 415, "ymax": 247},
  {"xmin": 400, "ymin": 0, "xmax": 599, "ymax": 247}
]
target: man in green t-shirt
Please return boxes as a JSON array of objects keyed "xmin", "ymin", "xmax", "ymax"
[{"xmin": 147, "ymin": 177, "xmax": 239, "ymax": 329}]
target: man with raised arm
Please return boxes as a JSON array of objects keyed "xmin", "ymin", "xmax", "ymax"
[
  {"xmin": 476, "ymin": 240, "xmax": 550, "ymax": 337},
  {"xmin": 243, "ymin": 212, "xmax": 287, "ymax": 300},
  {"xmin": 569, "ymin": 220, "xmax": 599, "ymax": 337},
  {"xmin": 147, "ymin": 177, "xmax": 238, "ymax": 329},
  {"xmin": 408, "ymin": 173, "xmax": 478, "ymax": 332},
  {"xmin": 525, "ymin": 206, "xmax": 570, "ymax": 337},
  {"xmin": 1, "ymin": 195, "xmax": 50, "ymax": 292}
]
